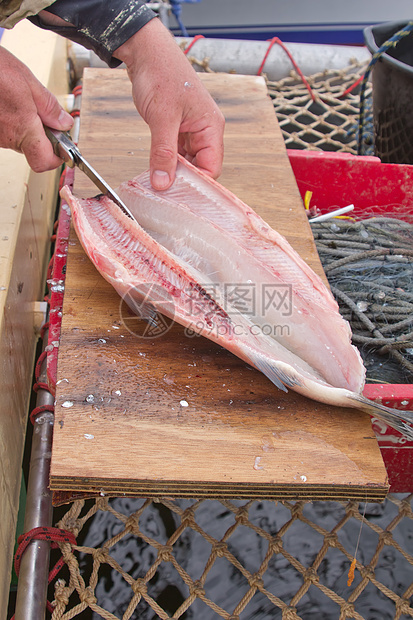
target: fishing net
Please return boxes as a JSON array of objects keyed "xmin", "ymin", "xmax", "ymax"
[
  {"xmin": 266, "ymin": 61, "xmax": 373, "ymax": 156},
  {"xmin": 49, "ymin": 493, "xmax": 413, "ymax": 620},
  {"xmin": 184, "ymin": 50, "xmax": 373, "ymax": 156},
  {"xmin": 312, "ymin": 217, "xmax": 413, "ymax": 384}
]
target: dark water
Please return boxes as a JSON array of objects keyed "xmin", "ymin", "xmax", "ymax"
[{"xmin": 68, "ymin": 495, "xmax": 413, "ymax": 619}]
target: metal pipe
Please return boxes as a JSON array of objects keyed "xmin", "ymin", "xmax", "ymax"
[
  {"xmin": 68, "ymin": 37, "xmax": 371, "ymax": 84},
  {"xmin": 175, "ymin": 37, "xmax": 372, "ymax": 81},
  {"xmin": 14, "ymin": 328, "xmax": 54, "ymax": 620}
]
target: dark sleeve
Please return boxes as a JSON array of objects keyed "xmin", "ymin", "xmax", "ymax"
[{"xmin": 28, "ymin": 0, "xmax": 157, "ymax": 68}]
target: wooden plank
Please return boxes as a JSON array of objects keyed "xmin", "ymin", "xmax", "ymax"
[
  {"xmin": 0, "ymin": 21, "xmax": 68, "ymax": 617},
  {"xmin": 51, "ymin": 69, "xmax": 388, "ymax": 501}
]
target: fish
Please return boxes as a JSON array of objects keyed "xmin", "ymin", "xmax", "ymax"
[{"xmin": 60, "ymin": 155, "xmax": 413, "ymax": 439}]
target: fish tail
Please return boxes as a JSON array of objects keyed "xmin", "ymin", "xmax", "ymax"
[{"xmin": 350, "ymin": 395, "xmax": 413, "ymax": 440}]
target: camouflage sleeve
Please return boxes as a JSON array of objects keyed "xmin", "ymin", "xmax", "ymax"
[
  {"xmin": 0, "ymin": 0, "xmax": 52, "ymax": 29},
  {"xmin": 28, "ymin": 0, "xmax": 157, "ymax": 67}
]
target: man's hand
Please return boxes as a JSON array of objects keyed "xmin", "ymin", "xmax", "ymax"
[
  {"xmin": 114, "ymin": 18, "xmax": 225, "ymax": 190},
  {"xmin": 0, "ymin": 46, "xmax": 73, "ymax": 172}
]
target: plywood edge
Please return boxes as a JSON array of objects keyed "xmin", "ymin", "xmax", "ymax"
[
  {"xmin": 49, "ymin": 476, "xmax": 389, "ymax": 503},
  {"xmin": 0, "ymin": 21, "xmax": 69, "ymax": 618}
]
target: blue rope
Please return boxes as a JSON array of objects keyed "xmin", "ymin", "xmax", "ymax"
[
  {"xmin": 169, "ymin": 0, "xmax": 202, "ymax": 37},
  {"xmin": 358, "ymin": 21, "xmax": 413, "ymax": 155}
]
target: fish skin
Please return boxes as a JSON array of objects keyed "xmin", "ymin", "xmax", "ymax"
[{"xmin": 60, "ymin": 156, "xmax": 413, "ymax": 439}]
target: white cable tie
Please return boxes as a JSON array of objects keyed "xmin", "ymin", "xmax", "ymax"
[{"xmin": 309, "ymin": 204, "xmax": 355, "ymax": 223}]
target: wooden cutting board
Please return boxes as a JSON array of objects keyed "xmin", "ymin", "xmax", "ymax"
[{"xmin": 50, "ymin": 68, "xmax": 388, "ymax": 500}]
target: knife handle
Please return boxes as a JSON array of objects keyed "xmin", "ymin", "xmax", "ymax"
[{"xmin": 44, "ymin": 126, "xmax": 76, "ymax": 168}]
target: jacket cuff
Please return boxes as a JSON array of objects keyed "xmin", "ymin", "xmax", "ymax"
[{"xmin": 28, "ymin": 0, "xmax": 157, "ymax": 67}]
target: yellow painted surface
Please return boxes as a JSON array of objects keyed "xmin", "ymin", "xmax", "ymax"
[{"xmin": 0, "ymin": 20, "xmax": 68, "ymax": 617}]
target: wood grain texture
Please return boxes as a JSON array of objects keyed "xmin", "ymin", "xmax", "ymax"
[{"xmin": 51, "ymin": 69, "xmax": 388, "ymax": 501}]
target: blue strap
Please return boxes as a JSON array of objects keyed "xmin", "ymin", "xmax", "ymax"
[
  {"xmin": 169, "ymin": 0, "xmax": 202, "ymax": 36},
  {"xmin": 358, "ymin": 22, "xmax": 413, "ymax": 155}
]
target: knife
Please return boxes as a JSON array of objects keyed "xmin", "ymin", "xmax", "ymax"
[{"xmin": 45, "ymin": 126, "xmax": 137, "ymax": 222}]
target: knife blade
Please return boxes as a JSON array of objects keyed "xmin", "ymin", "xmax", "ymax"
[{"xmin": 45, "ymin": 126, "xmax": 138, "ymax": 223}]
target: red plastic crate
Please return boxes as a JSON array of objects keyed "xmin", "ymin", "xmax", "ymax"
[
  {"xmin": 288, "ymin": 150, "xmax": 413, "ymax": 219},
  {"xmin": 288, "ymin": 150, "xmax": 413, "ymax": 492}
]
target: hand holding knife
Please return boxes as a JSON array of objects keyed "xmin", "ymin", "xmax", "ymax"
[{"xmin": 45, "ymin": 127, "xmax": 137, "ymax": 223}]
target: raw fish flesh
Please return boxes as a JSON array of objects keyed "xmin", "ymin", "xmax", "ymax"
[{"xmin": 60, "ymin": 156, "xmax": 413, "ymax": 439}]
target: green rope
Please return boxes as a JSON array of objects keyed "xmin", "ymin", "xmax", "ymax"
[{"xmin": 358, "ymin": 21, "xmax": 413, "ymax": 155}]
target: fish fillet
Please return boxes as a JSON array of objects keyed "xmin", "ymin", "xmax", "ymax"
[{"xmin": 60, "ymin": 156, "xmax": 413, "ymax": 439}]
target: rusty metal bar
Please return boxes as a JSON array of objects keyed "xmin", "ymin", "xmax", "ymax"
[{"xmin": 14, "ymin": 326, "xmax": 54, "ymax": 620}]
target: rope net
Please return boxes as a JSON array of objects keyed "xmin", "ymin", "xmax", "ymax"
[
  {"xmin": 266, "ymin": 61, "xmax": 373, "ymax": 155},
  {"xmin": 42, "ymin": 63, "xmax": 411, "ymax": 619},
  {"xmin": 184, "ymin": 51, "xmax": 373, "ymax": 154},
  {"xmin": 313, "ymin": 217, "xmax": 413, "ymax": 384},
  {"xmin": 50, "ymin": 494, "xmax": 413, "ymax": 619}
]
